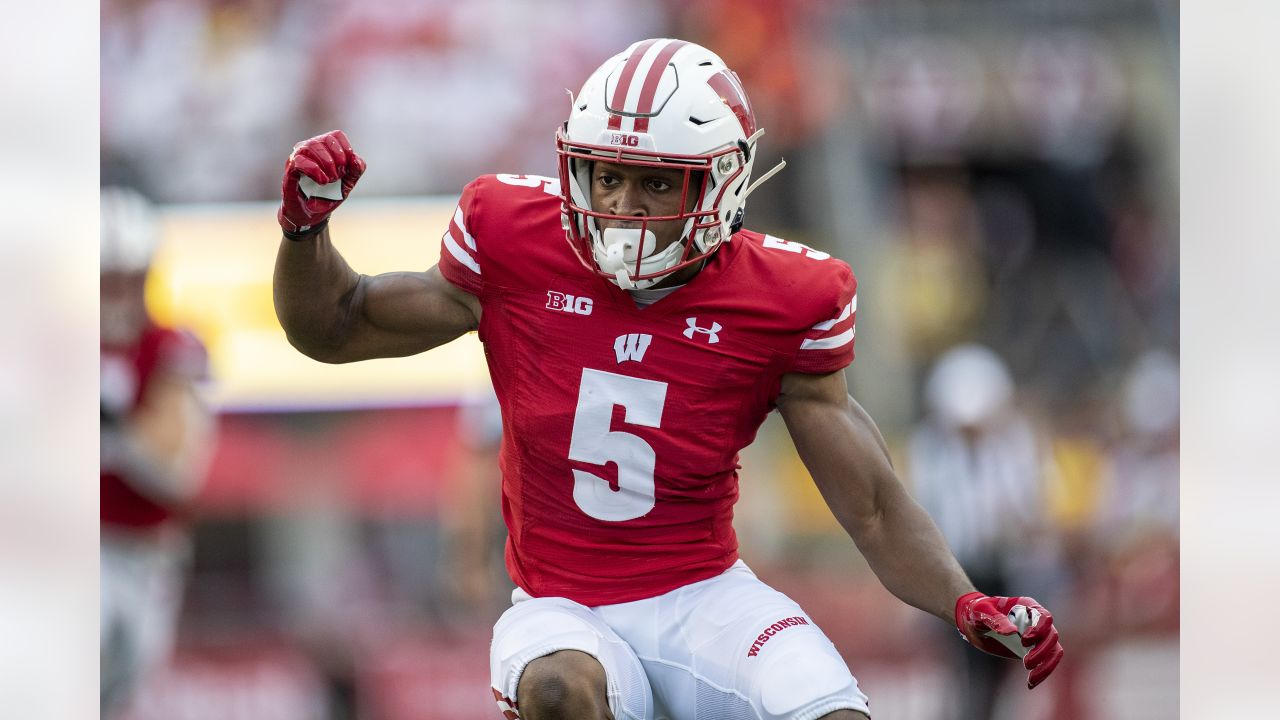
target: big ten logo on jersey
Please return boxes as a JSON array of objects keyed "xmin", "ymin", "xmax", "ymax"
[
  {"xmin": 763, "ymin": 235, "xmax": 830, "ymax": 261},
  {"xmin": 496, "ymin": 173, "xmax": 560, "ymax": 196},
  {"xmin": 546, "ymin": 290, "xmax": 593, "ymax": 315},
  {"xmin": 608, "ymin": 133, "xmax": 640, "ymax": 147}
]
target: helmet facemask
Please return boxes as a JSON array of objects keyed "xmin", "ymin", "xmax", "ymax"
[{"xmin": 557, "ymin": 140, "xmax": 742, "ymax": 289}]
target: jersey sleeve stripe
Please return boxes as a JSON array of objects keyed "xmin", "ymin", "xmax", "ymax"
[
  {"xmin": 811, "ymin": 296, "xmax": 856, "ymax": 331},
  {"xmin": 442, "ymin": 230, "xmax": 481, "ymax": 274},
  {"xmin": 800, "ymin": 327, "xmax": 855, "ymax": 351},
  {"xmin": 453, "ymin": 207, "xmax": 478, "ymax": 250}
]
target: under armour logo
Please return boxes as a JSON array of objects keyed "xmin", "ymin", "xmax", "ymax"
[
  {"xmin": 683, "ymin": 317, "xmax": 722, "ymax": 344},
  {"xmin": 614, "ymin": 333, "xmax": 653, "ymax": 363}
]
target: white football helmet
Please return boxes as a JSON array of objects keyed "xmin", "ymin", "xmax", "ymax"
[
  {"xmin": 101, "ymin": 186, "xmax": 159, "ymax": 274},
  {"xmin": 557, "ymin": 38, "xmax": 785, "ymax": 289}
]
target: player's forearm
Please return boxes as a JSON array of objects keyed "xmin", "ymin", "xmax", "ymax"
[
  {"xmin": 815, "ymin": 464, "xmax": 973, "ymax": 622},
  {"xmin": 781, "ymin": 385, "xmax": 974, "ymax": 624},
  {"xmin": 273, "ymin": 227, "xmax": 363, "ymax": 362},
  {"xmin": 844, "ymin": 484, "xmax": 975, "ymax": 623}
]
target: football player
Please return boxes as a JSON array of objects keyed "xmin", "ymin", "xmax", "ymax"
[
  {"xmin": 101, "ymin": 187, "xmax": 215, "ymax": 718},
  {"xmin": 273, "ymin": 39, "xmax": 1063, "ymax": 720}
]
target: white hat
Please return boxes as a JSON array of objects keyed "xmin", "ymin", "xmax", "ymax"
[{"xmin": 925, "ymin": 344, "xmax": 1014, "ymax": 426}]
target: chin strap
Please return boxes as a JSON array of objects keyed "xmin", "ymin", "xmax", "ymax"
[
  {"xmin": 743, "ymin": 158, "xmax": 786, "ymax": 201},
  {"xmin": 740, "ymin": 127, "xmax": 786, "ymax": 201}
]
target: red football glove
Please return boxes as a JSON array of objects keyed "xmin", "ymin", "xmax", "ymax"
[
  {"xmin": 955, "ymin": 591, "xmax": 1064, "ymax": 689},
  {"xmin": 278, "ymin": 130, "xmax": 366, "ymax": 236}
]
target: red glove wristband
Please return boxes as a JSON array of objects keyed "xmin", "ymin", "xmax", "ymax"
[{"xmin": 954, "ymin": 591, "xmax": 985, "ymax": 635}]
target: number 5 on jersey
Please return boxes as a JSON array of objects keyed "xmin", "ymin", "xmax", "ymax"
[{"xmin": 568, "ymin": 369, "xmax": 668, "ymax": 521}]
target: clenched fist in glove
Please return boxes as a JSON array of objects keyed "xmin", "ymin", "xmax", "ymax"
[
  {"xmin": 278, "ymin": 130, "xmax": 366, "ymax": 238},
  {"xmin": 955, "ymin": 591, "xmax": 1064, "ymax": 689}
]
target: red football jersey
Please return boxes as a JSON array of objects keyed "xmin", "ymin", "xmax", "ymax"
[
  {"xmin": 439, "ymin": 174, "xmax": 857, "ymax": 605},
  {"xmin": 101, "ymin": 323, "xmax": 208, "ymax": 530}
]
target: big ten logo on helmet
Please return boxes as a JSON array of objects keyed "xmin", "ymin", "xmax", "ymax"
[
  {"xmin": 546, "ymin": 290, "xmax": 594, "ymax": 316},
  {"xmin": 608, "ymin": 133, "xmax": 641, "ymax": 147}
]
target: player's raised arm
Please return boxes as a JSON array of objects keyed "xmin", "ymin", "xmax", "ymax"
[
  {"xmin": 272, "ymin": 130, "xmax": 480, "ymax": 364},
  {"xmin": 776, "ymin": 369, "xmax": 1063, "ymax": 689}
]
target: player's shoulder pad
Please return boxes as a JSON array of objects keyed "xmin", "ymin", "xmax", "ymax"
[
  {"xmin": 732, "ymin": 231, "xmax": 859, "ymax": 371},
  {"xmin": 455, "ymin": 173, "xmax": 563, "ymax": 244},
  {"xmin": 468, "ymin": 173, "xmax": 563, "ymax": 206},
  {"xmin": 441, "ymin": 173, "xmax": 565, "ymax": 292},
  {"xmin": 732, "ymin": 229, "xmax": 856, "ymax": 320}
]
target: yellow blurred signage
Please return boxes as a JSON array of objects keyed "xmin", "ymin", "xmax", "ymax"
[{"xmin": 146, "ymin": 198, "xmax": 490, "ymax": 411}]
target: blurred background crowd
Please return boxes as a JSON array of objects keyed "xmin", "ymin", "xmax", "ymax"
[{"xmin": 101, "ymin": 1, "xmax": 1179, "ymax": 718}]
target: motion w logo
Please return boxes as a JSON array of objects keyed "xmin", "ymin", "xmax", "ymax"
[
  {"xmin": 683, "ymin": 317, "xmax": 722, "ymax": 344},
  {"xmin": 614, "ymin": 333, "xmax": 653, "ymax": 363}
]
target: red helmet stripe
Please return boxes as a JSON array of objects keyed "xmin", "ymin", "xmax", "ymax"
[
  {"xmin": 608, "ymin": 39, "xmax": 659, "ymax": 130},
  {"xmin": 632, "ymin": 40, "xmax": 689, "ymax": 133},
  {"xmin": 707, "ymin": 70, "xmax": 758, "ymax": 138}
]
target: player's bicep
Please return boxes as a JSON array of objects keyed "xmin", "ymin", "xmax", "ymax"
[{"xmin": 336, "ymin": 264, "xmax": 480, "ymax": 362}]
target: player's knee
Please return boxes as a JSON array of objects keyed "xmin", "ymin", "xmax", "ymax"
[
  {"xmin": 518, "ymin": 650, "xmax": 611, "ymax": 719},
  {"xmin": 757, "ymin": 647, "xmax": 866, "ymax": 720}
]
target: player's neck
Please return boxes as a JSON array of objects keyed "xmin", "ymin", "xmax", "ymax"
[
  {"xmin": 627, "ymin": 284, "xmax": 682, "ymax": 308},
  {"xmin": 651, "ymin": 259, "xmax": 705, "ymax": 289}
]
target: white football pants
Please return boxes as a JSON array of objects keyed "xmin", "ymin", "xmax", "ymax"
[{"xmin": 490, "ymin": 560, "xmax": 870, "ymax": 719}]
